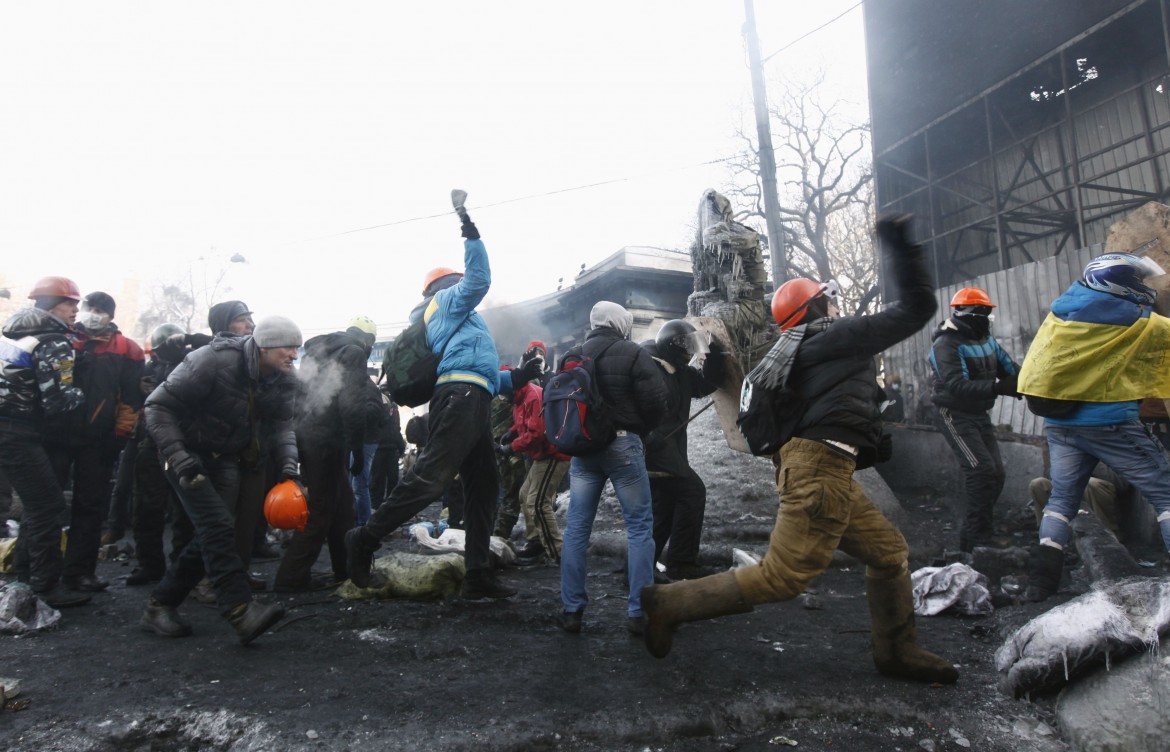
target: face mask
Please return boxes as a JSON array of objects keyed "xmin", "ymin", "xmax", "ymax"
[{"xmin": 78, "ymin": 311, "xmax": 110, "ymax": 333}]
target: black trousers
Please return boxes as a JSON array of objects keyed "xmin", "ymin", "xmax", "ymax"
[
  {"xmin": 364, "ymin": 383, "xmax": 498, "ymax": 573},
  {"xmin": 47, "ymin": 439, "xmax": 121, "ymax": 579},
  {"xmin": 152, "ymin": 452, "xmax": 251, "ymax": 613},
  {"xmin": 132, "ymin": 436, "xmax": 194, "ymax": 574},
  {"xmin": 274, "ymin": 442, "xmax": 354, "ymax": 588},
  {"xmin": 651, "ymin": 469, "xmax": 707, "ymax": 566},
  {"xmin": 368, "ymin": 447, "xmax": 400, "ymax": 510},
  {"xmin": 2, "ymin": 420, "xmax": 66, "ymax": 591},
  {"xmin": 935, "ymin": 406, "xmax": 1005, "ymax": 549},
  {"xmin": 107, "ymin": 439, "xmax": 136, "ymax": 537}
]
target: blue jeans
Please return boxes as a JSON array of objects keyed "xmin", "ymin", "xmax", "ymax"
[
  {"xmin": 560, "ymin": 432, "xmax": 654, "ymax": 618},
  {"xmin": 351, "ymin": 443, "xmax": 378, "ymax": 526},
  {"xmin": 1041, "ymin": 422, "xmax": 1170, "ymax": 550}
]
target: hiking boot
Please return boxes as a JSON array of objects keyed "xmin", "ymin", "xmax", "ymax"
[
  {"xmin": 226, "ymin": 600, "xmax": 285, "ymax": 645},
  {"xmin": 247, "ymin": 573, "xmax": 267, "ymax": 592},
  {"xmin": 560, "ymin": 610, "xmax": 583, "ymax": 633},
  {"xmin": 515, "ymin": 541, "xmax": 543, "ymax": 561},
  {"xmin": 345, "ymin": 527, "xmax": 385, "ymax": 589},
  {"xmin": 62, "ymin": 574, "xmax": 109, "ymax": 592},
  {"xmin": 461, "ymin": 569, "xmax": 516, "ymax": 600},
  {"xmin": 140, "ymin": 597, "xmax": 193, "ymax": 637},
  {"xmin": 190, "ymin": 578, "xmax": 216, "ymax": 604},
  {"xmin": 627, "ymin": 615, "xmax": 646, "ymax": 636},
  {"xmin": 126, "ymin": 567, "xmax": 164, "ymax": 586},
  {"xmin": 36, "ymin": 585, "xmax": 92, "ymax": 609}
]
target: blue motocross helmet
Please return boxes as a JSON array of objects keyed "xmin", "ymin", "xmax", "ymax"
[{"xmin": 1081, "ymin": 252, "xmax": 1164, "ymax": 305}]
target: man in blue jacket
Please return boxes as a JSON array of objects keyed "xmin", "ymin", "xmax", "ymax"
[{"xmin": 345, "ymin": 198, "xmax": 539, "ymax": 599}]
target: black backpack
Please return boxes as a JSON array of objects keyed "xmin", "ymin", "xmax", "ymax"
[
  {"xmin": 381, "ymin": 299, "xmax": 467, "ymax": 408},
  {"xmin": 543, "ymin": 339, "xmax": 619, "ymax": 456},
  {"xmin": 736, "ymin": 375, "xmax": 807, "ymax": 456}
]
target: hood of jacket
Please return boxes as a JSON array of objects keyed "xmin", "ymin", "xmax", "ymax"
[{"xmin": 2, "ymin": 307, "xmax": 73, "ymax": 339}]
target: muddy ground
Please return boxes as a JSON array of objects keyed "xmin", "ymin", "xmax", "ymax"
[{"xmin": 1, "ymin": 410, "xmax": 1099, "ymax": 751}]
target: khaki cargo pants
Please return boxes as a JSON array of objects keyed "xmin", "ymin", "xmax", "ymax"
[{"xmin": 735, "ymin": 437, "xmax": 908, "ymax": 605}]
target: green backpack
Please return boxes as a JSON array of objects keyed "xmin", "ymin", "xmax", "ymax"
[{"xmin": 381, "ymin": 297, "xmax": 466, "ymax": 408}]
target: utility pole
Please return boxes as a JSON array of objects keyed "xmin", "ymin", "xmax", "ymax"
[{"xmin": 743, "ymin": 0, "xmax": 787, "ymax": 286}]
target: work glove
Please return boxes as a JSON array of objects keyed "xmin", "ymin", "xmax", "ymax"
[
  {"xmin": 701, "ymin": 348, "xmax": 727, "ymax": 384},
  {"xmin": 279, "ymin": 459, "xmax": 302, "ymax": 483},
  {"xmin": 349, "ymin": 448, "xmax": 366, "ymax": 477},
  {"xmin": 993, "ymin": 374, "xmax": 1020, "ymax": 397},
  {"xmin": 460, "ymin": 217, "xmax": 480, "ymax": 240},
  {"xmin": 514, "ymin": 357, "xmax": 543, "ymax": 388},
  {"xmin": 139, "ymin": 375, "xmax": 158, "ymax": 397},
  {"xmin": 875, "ymin": 213, "xmax": 919, "ymax": 254},
  {"xmin": 170, "ymin": 453, "xmax": 208, "ymax": 491},
  {"xmin": 495, "ymin": 442, "xmax": 515, "ymax": 457}
]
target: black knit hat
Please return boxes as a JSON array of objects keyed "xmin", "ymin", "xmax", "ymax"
[{"xmin": 83, "ymin": 291, "xmax": 116, "ymax": 317}]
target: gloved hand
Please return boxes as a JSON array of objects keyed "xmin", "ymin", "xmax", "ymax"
[
  {"xmin": 279, "ymin": 459, "xmax": 301, "ymax": 482},
  {"xmin": 514, "ymin": 357, "xmax": 543, "ymax": 388},
  {"xmin": 501, "ymin": 429, "xmax": 519, "ymax": 444},
  {"xmin": 876, "ymin": 433, "xmax": 894, "ymax": 463},
  {"xmin": 459, "ymin": 212, "xmax": 480, "ymax": 240},
  {"xmin": 875, "ymin": 213, "xmax": 919, "ymax": 253},
  {"xmin": 495, "ymin": 442, "xmax": 514, "ymax": 457},
  {"xmin": 701, "ymin": 349, "xmax": 726, "ymax": 384},
  {"xmin": 993, "ymin": 374, "xmax": 1020, "ymax": 397},
  {"xmin": 139, "ymin": 375, "xmax": 158, "ymax": 397},
  {"xmin": 170, "ymin": 452, "xmax": 207, "ymax": 491},
  {"xmin": 349, "ymin": 449, "xmax": 365, "ymax": 477}
]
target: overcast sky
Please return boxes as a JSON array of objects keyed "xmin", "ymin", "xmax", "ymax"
[{"xmin": 0, "ymin": 1, "xmax": 867, "ymax": 338}]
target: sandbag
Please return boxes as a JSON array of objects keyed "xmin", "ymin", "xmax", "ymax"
[
  {"xmin": 337, "ymin": 551, "xmax": 466, "ymax": 602},
  {"xmin": 0, "ymin": 582, "xmax": 62, "ymax": 635}
]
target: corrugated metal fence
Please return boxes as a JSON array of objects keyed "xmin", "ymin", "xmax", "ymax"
[{"xmin": 883, "ymin": 245, "xmax": 1102, "ymax": 436}]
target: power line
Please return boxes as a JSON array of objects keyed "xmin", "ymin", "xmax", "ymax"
[{"xmin": 761, "ymin": 1, "xmax": 863, "ymax": 64}]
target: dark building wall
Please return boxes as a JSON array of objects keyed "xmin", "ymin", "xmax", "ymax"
[{"xmin": 867, "ymin": 0, "xmax": 1170, "ymax": 288}]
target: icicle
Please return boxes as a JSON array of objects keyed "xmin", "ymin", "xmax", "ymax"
[
  {"xmin": 1105, "ymin": 650, "xmax": 1111, "ymax": 672},
  {"xmin": 1062, "ymin": 649, "xmax": 1069, "ymax": 681}
]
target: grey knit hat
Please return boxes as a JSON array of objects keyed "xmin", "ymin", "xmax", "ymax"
[{"xmin": 252, "ymin": 316, "xmax": 303, "ymax": 348}]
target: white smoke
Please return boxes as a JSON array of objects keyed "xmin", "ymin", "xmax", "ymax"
[{"xmin": 296, "ymin": 354, "xmax": 349, "ymax": 419}]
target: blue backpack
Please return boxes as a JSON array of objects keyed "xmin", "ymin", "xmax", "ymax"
[{"xmin": 543, "ymin": 339, "xmax": 619, "ymax": 456}]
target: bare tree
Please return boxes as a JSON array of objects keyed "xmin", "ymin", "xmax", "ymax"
[
  {"xmin": 725, "ymin": 71, "xmax": 876, "ymax": 305},
  {"xmin": 136, "ymin": 257, "xmax": 235, "ymax": 339}
]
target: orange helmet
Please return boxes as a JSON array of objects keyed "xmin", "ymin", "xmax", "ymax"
[
  {"xmin": 950, "ymin": 287, "xmax": 995, "ymax": 307},
  {"xmin": 27, "ymin": 276, "xmax": 81, "ymax": 301},
  {"xmin": 264, "ymin": 479, "xmax": 309, "ymax": 532},
  {"xmin": 771, "ymin": 278, "xmax": 828, "ymax": 331},
  {"xmin": 422, "ymin": 267, "xmax": 463, "ymax": 296}
]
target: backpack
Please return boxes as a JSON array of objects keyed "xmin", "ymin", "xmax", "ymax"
[
  {"xmin": 736, "ymin": 375, "xmax": 807, "ymax": 456},
  {"xmin": 1025, "ymin": 395, "xmax": 1082, "ymax": 419},
  {"xmin": 380, "ymin": 298, "xmax": 467, "ymax": 408},
  {"xmin": 543, "ymin": 339, "xmax": 619, "ymax": 456}
]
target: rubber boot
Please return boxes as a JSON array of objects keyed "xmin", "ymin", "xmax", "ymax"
[
  {"xmin": 641, "ymin": 570, "xmax": 752, "ymax": 659},
  {"xmin": 1023, "ymin": 544, "xmax": 1064, "ymax": 602},
  {"xmin": 866, "ymin": 571, "xmax": 959, "ymax": 684}
]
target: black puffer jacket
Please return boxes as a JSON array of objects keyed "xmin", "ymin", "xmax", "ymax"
[
  {"xmin": 562, "ymin": 327, "xmax": 668, "ymax": 437},
  {"xmin": 642, "ymin": 342, "xmax": 719, "ymax": 476},
  {"xmin": 928, "ymin": 317, "xmax": 1019, "ymax": 414},
  {"xmin": 787, "ymin": 242, "xmax": 937, "ymax": 468},
  {"xmin": 295, "ymin": 331, "xmax": 371, "ymax": 451},
  {"xmin": 144, "ymin": 335, "xmax": 297, "ymax": 473},
  {"xmin": 0, "ymin": 308, "xmax": 84, "ymax": 422}
]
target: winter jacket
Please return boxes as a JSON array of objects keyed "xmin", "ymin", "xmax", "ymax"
[
  {"xmin": 376, "ymin": 394, "xmax": 406, "ymax": 453},
  {"xmin": 45, "ymin": 324, "xmax": 145, "ymax": 443},
  {"xmin": 561, "ymin": 327, "xmax": 669, "ymax": 437},
  {"xmin": 642, "ymin": 342, "xmax": 719, "ymax": 477},
  {"xmin": 418, "ymin": 237, "xmax": 501, "ymax": 396},
  {"xmin": 507, "ymin": 382, "xmax": 568, "ymax": 461},
  {"xmin": 144, "ymin": 334, "xmax": 297, "ymax": 474},
  {"xmin": 295, "ymin": 330, "xmax": 372, "ymax": 451},
  {"xmin": 928, "ymin": 317, "xmax": 1018, "ymax": 414},
  {"xmin": 0, "ymin": 307, "xmax": 84, "ymax": 423},
  {"xmin": 786, "ymin": 243, "xmax": 937, "ymax": 469}
]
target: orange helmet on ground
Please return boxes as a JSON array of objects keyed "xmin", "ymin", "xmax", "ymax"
[
  {"xmin": 771, "ymin": 278, "xmax": 828, "ymax": 331},
  {"xmin": 421, "ymin": 267, "xmax": 463, "ymax": 296},
  {"xmin": 264, "ymin": 480, "xmax": 309, "ymax": 532},
  {"xmin": 27, "ymin": 276, "xmax": 81, "ymax": 301},
  {"xmin": 950, "ymin": 287, "xmax": 995, "ymax": 308}
]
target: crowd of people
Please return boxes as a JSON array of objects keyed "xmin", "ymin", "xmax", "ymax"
[{"xmin": 3, "ymin": 205, "xmax": 1170, "ymax": 686}]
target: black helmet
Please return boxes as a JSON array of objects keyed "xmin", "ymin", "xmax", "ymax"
[
  {"xmin": 149, "ymin": 323, "xmax": 186, "ymax": 352},
  {"xmin": 655, "ymin": 319, "xmax": 708, "ymax": 365}
]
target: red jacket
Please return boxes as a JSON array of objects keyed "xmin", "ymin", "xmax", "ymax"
[{"xmin": 508, "ymin": 382, "xmax": 568, "ymax": 461}]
